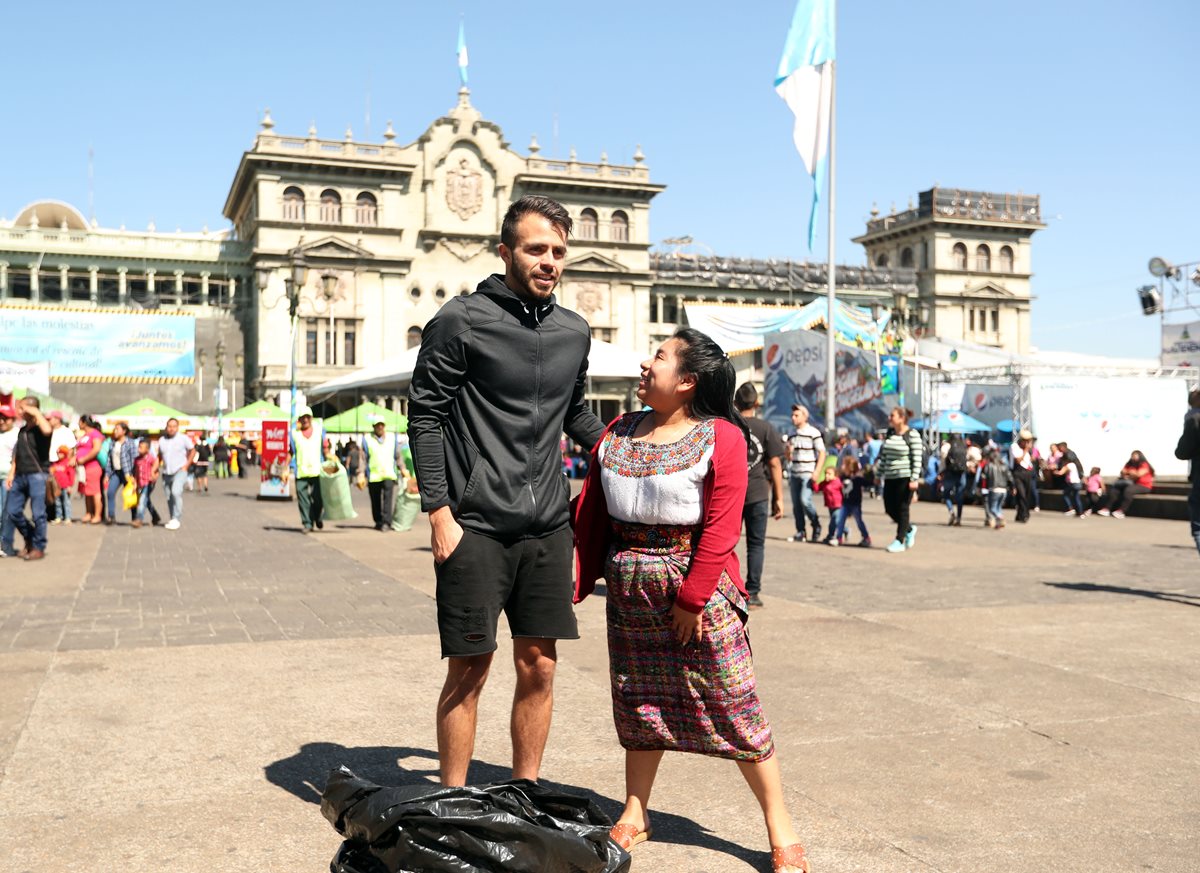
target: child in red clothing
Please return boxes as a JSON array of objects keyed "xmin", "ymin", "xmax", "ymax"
[
  {"xmin": 131, "ymin": 438, "xmax": 162, "ymax": 527},
  {"xmin": 49, "ymin": 446, "xmax": 75, "ymax": 524},
  {"xmin": 815, "ymin": 466, "xmax": 844, "ymax": 544}
]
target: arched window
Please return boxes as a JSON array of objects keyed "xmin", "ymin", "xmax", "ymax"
[
  {"xmin": 952, "ymin": 242, "xmax": 968, "ymax": 270},
  {"xmin": 319, "ymin": 190, "xmax": 342, "ymax": 223},
  {"xmin": 610, "ymin": 210, "xmax": 629, "ymax": 242},
  {"xmin": 999, "ymin": 245, "xmax": 1014, "ymax": 272},
  {"xmin": 406, "ymin": 326, "xmax": 422, "ymax": 349},
  {"xmin": 355, "ymin": 192, "xmax": 377, "ymax": 226},
  {"xmin": 900, "ymin": 247, "xmax": 914, "ymax": 268},
  {"xmin": 975, "ymin": 244, "xmax": 991, "ymax": 272},
  {"xmin": 578, "ymin": 208, "xmax": 598, "ymax": 240},
  {"xmin": 282, "ymin": 187, "xmax": 305, "ymax": 222},
  {"xmin": 875, "ymin": 253, "xmax": 889, "ymax": 268}
]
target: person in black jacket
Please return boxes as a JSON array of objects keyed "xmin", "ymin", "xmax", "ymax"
[
  {"xmin": 408, "ymin": 195, "xmax": 606, "ymax": 787},
  {"xmin": 1177, "ymin": 387, "xmax": 1200, "ymax": 557}
]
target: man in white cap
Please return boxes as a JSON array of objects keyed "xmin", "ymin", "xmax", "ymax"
[
  {"xmin": 360, "ymin": 413, "xmax": 406, "ymax": 531},
  {"xmin": 287, "ymin": 406, "xmax": 329, "ymax": 533},
  {"xmin": 1010, "ymin": 429, "xmax": 1036, "ymax": 523}
]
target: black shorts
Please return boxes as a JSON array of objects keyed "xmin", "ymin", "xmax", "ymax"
[{"xmin": 435, "ymin": 526, "xmax": 578, "ymax": 659}]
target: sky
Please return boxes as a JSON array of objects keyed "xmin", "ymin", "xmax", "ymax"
[{"xmin": 2, "ymin": 0, "xmax": 1197, "ymax": 359}]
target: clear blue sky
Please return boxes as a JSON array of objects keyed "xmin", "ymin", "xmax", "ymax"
[{"xmin": 3, "ymin": 0, "xmax": 1196, "ymax": 358}]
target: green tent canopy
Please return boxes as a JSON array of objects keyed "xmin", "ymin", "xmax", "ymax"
[
  {"xmin": 322, "ymin": 401, "xmax": 407, "ymax": 434},
  {"xmin": 226, "ymin": 399, "xmax": 286, "ymax": 420},
  {"xmin": 103, "ymin": 398, "xmax": 189, "ymax": 420}
]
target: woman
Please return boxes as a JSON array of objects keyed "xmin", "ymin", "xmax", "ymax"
[
  {"xmin": 103, "ymin": 421, "xmax": 137, "ymax": 524},
  {"xmin": 573, "ymin": 328, "xmax": 809, "ymax": 873},
  {"xmin": 878, "ymin": 407, "xmax": 923, "ymax": 552},
  {"xmin": 193, "ymin": 437, "xmax": 212, "ymax": 492},
  {"xmin": 75, "ymin": 415, "xmax": 106, "ymax": 524},
  {"xmin": 1098, "ymin": 451, "xmax": 1154, "ymax": 518},
  {"xmin": 213, "ymin": 436, "xmax": 231, "ymax": 479}
]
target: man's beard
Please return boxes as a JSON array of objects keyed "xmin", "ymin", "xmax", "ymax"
[{"xmin": 517, "ymin": 266, "xmax": 557, "ymax": 301}]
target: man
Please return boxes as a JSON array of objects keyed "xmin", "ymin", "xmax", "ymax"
[
  {"xmin": 408, "ymin": 195, "xmax": 605, "ymax": 786},
  {"xmin": 1176, "ymin": 387, "xmax": 1200, "ymax": 557},
  {"xmin": 941, "ymin": 434, "xmax": 969, "ymax": 526},
  {"xmin": 288, "ymin": 407, "xmax": 329, "ymax": 533},
  {"xmin": 157, "ymin": 417, "xmax": 197, "ymax": 530},
  {"xmin": 785, "ymin": 403, "xmax": 825, "ymax": 542},
  {"xmin": 735, "ymin": 383, "xmax": 784, "ymax": 609},
  {"xmin": 0, "ymin": 405, "xmax": 20, "ymax": 556},
  {"xmin": 360, "ymin": 415, "xmax": 406, "ymax": 531},
  {"xmin": 1010, "ymin": 429, "xmax": 1035, "ymax": 523},
  {"xmin": 4, "ymin": 397, "xmax": 52, "ymax": 560}
]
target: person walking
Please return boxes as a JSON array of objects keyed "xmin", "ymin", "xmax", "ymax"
[
  {"xmin": 0, "ymin": 405, "xmax": 19, "ymax": 556},
  {"xmin": 156, "ymin": 418, "xmax": 196, "ymax": 530},
  {"xmin": 193, "ymin": 437, "xmax": 211, "ymax": 492},
  {"xmin": 879, "ymin": 407, "xmax": 923, "ymax": 553},
  {"xmin": 832, "ymin": 455, "xmax": 871, "ymax": 547},
  {"xmin": 784, "ymin": 404, "xmax": 824, "ymax": 542},
  {"xmin": 45, "ymin": 410, "xmax": 76, "ymax": 523},
  {"xmin": 75, "ymin": 415, "xmax": 106, "ymax": 524},
  {"xmin": 1097, "ymin": 451, "xmax": 1155, "ymax": 519},
  {"xmin": 815, "ymin": 466, "xmax": 843, "ymax": 544},
  {"xmin": 131, "ymin": 437, "xmax": 162, "ymax": 528},
  {"xmin": 360, "ymin": 415, "xmax": 406, "ymax": 532},
  {"xmin": 408, "ymin": 195, "xmax": 606, "ymax": 787},
  {"xmin": 1010, "ymin": 430, "xmax": 1035, "ymax": 523},
  {"xmin": 4, "ymin": 397, "xmax": 53, "ymax": 560},
  {"xmin": 572, "ymin": 329, "xmax": 810, "ymax": 872},
  {"xmin": 1054, "ymin": 440, "xmax": 1085, "ymax": 517},
  {"xmin": 1175, "ymin": 387, "xmax": 1200, "ymax": 556},
  {"xmin": 344, "ymin": 439, "xmax": 363, "ymax": 482},
  {"xmin": 288, "ymin": 407, "xmax": 329, "ymax": 533},
  {"xmin": 941, "ymin": 434, "xmax": 969, "ymax": 526},
  {"xmin": 103, "ymin": 422, "xmax": 137, "ymax": 525},
  {"xmin": 212, "ymin": 436, "xmax": 230, "ymax": 479},
  {"xmin": 734, "ymin": 382, "xmax": 784, "ymax": 609},
  {"xmin": 982, "ymin": 449, "xmax": 1013, "ymax": 530}
]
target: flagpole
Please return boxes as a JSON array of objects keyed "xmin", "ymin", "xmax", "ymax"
[{"xmin": 824, "ymin": 55, "xmax": 837, "ymax": 434}]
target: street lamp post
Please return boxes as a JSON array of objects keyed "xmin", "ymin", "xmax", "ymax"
[
  {"xmin": 287, "ymin": 250, "xmax": 309, "ymax": 426},
  {"xmin": 215, "ymin": 339, "xmax": 226, "ymax": 441}
]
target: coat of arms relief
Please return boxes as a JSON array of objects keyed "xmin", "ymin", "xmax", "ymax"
[
  {"xmin": 573, "ymin": 282, "xmax": 610, "ymax": 324},
  {"xmin": 446, "ymin": 159, "xmax": 483, "ymax": 220}
]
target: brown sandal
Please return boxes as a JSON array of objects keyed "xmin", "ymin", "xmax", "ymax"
[
  {"xmin": 609, "ymin": 822, "xmax": 653, "ymax": 851},
  {"xmin": 771, "ymin": 842, "xmax": 810, "ymax": 873}
]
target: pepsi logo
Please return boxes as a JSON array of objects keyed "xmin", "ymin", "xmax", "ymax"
[
  {"xmin": 973, "ymin": 392, "xmax": 988, "ymax": 412},
  {"xmin": 766, "ymin": 344, "xmax": 783, "ymax": 370}
]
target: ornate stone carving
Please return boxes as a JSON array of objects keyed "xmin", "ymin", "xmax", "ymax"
[
  {"xmin": 573, "ymin": 282, "xmax": 609, "ymax": 324},
  {"xmin": 445, "ymin": 158, "xmax": 483, "ymax": 220},
  {"xmin": 438, "ymin": 237, "xmax": 489, "ymax": 262}
]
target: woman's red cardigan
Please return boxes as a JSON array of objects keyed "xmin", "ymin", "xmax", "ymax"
[{"xmin": 571, "ymin": 416, "xmax": 749, "ymax": 614}]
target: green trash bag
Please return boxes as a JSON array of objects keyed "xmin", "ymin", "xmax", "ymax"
[
  {"xmin": 392, "ymin": 488, "xmax": 422, "ymax": 531},
  {"xmin": 320, "ymin": 459, "xmax": 358, "ymax": 521}
]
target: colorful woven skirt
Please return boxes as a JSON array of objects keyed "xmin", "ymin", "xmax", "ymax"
[{"xmin": 605, "ymin": 521, "xmax": 774, "ymax": 762}]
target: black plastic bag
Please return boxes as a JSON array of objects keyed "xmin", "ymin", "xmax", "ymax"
[{"xmin": 321, "ymin": 766, "xmax": 630, "ymax": 873}]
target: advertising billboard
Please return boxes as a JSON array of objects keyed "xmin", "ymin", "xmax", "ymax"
[
  {"xmin": 1162, "ymin": 321, "xmax": 1200, "ymax": 369},
  {"xmin": 0, "ymin": 308, "xmax": 195, "ymax": 381},
  {"xmin": 258, "ymin": 419, "xmax": 292, "ymax": 499},
  {"xmin": 763, "ymin": 328, "xmax": 888, "ymax": 436},
  {"xmin": 1028, "ymin": 376, "xmax": 1190, "ymax": 477},
  {"xmin": 959, "ymin": 383, "xmax": 1017, "ymax": 430}
]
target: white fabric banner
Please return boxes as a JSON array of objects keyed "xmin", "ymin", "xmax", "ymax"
[{"xmin": 0, "ymin": 359, "xmax": 51, "ymax": 394}]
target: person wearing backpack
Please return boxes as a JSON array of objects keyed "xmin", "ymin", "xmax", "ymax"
[{"xmin": 941, "ymin": 434, "xmax": 969, "ymax": 526}]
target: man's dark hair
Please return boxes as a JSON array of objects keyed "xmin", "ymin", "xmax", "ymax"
[
  {"xmin": 734, "ymin": 382, "xmax": 758, "ymax": 412},
  {"xmin": 166, "ymin": 417, "xmax": 179, "ymax": 426},
  {"xmin": 21, "ymin": 396, "xmax": 40, "ymax": 408},
  {"xmin": 791, "ymin": 403, "xmax": 806, "ymax": 414},
  {"xmin": 138, "ymin": 437, "xmax": 150, "ymax": 446},
  {"xmin": 501, "ymin": 195, "xmax": 572, "ymax": 248}
]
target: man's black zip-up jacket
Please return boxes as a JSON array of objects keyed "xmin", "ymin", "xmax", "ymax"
[{"xmin": 408, "ymin": 274, "xmax": 607, "ymax": 539}]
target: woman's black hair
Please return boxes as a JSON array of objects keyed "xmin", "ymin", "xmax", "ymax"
[
  {"xmin": 1129, "ymin": 450, "xmax": 1154, "ymax": 474},
  {"xmin": 670, "ymin": 327, "xmax": 749, "ymax": 442}
]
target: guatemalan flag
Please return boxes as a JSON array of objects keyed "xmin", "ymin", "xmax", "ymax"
[
  {"xmin": 457, "ymin": 22, "xmax": 469, "ymax": 87},
  {"xmin": 774, "ymin": 0, "xmax": 836, "ymax": 250}
]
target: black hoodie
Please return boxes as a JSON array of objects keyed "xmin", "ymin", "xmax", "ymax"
[{"xmin": 408, "ymin": 274, "xmax": 607, "ymax": 539}]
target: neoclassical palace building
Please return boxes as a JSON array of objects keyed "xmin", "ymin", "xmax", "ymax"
[{"xmin": 0, "ymin": 88, "xmax": 1038, "ymax": 414}]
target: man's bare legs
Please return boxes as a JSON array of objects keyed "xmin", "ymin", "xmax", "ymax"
[
  {"xmin": 437, "ymin": 638, "xmax": 559, "ymax": 785},
  {"xmin": 511, "ymin": 637, "xmax": 558, "ymax": 781},
  {"xmin": 436, "ymin": 652, "xmax": 493, "ymax": 786}
]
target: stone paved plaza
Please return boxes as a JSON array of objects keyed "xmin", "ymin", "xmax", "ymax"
[{"xmin": 1, "ymin": 475, "xmax": 1197, "ymax": 872}]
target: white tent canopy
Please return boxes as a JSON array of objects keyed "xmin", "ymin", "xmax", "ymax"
[{"xmin": 310, "ymin": 338, "xmax": 644, "ymax": 398}]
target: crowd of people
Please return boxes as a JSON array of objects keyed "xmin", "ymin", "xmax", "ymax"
[{"xmin": 0, "ymin": 399, "xmax": 266, "ymax": 559}]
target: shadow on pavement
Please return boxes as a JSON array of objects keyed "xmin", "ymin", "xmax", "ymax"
[
  {"xmin": 264, "ymin": 742, "xmax": 761, "ymax": 864},
  {"xmin": 1043, "ymin": 581, "xmax": 1200, "ymax": 607}
]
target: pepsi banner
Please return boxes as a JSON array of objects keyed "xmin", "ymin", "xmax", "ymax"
[{"xmin": 762, "ymin": 328, "xmax": 889, "ymax": 435}]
